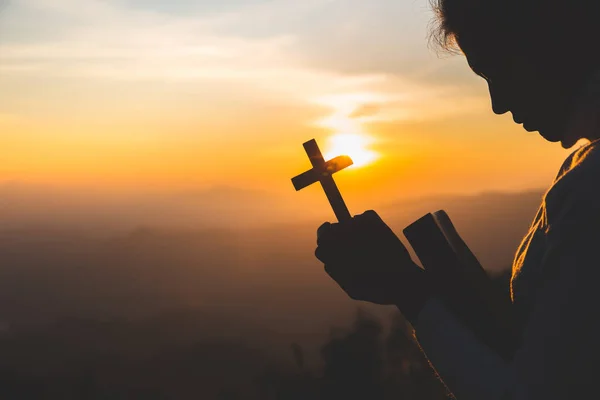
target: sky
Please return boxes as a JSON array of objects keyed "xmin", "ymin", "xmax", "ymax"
[{"xmin": 0, "ymin": 0, "xmax": 572, "ymax": 218}]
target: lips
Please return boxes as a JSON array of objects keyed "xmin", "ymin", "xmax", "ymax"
[{"xmin": 523, "ymin": 121, "xmax": 537, "ymax": 132}]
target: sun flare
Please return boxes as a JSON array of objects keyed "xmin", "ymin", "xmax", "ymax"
[{"xmin": 324, "ymin": 134, "xmax": 378, "ymax": 168}]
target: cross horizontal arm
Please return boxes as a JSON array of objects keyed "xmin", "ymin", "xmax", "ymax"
[
  {"xmin": 291, "ymin": 155, "xmax": 354, "ymax": 191},
  {"xmin": 292, "ymin": 169, "xmax": 319, "ymax": 191}
]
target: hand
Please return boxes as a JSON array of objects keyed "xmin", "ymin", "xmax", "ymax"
[{"xmin": 315, "ymin": 210, "xmax": 432, "ymax": 323}]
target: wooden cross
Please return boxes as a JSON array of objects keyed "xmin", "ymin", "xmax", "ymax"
[{"xmin": 291, "ymin": 139, "xmax": 353, "ymax": 222}]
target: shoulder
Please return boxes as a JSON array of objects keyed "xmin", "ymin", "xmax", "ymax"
[
  {"xmin": 554, "ymin": 139, "xmax": 600, "ymax": 183},
  {"xmin": 544, "ymin": 139, "xmax": 600, "ymax": 247}
]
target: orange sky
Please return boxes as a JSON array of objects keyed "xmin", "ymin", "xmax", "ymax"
[{"xmin": 0, "ymin": 0, "xmax": 572, "ymax": 214}]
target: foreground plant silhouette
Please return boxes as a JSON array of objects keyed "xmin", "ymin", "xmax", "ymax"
[{"xmin": 248, "ymin": 310, "xmax": 450, "ymax": 400}]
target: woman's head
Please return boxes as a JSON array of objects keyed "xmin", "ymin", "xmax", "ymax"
[{"xmin": 430, "ymin": 0, "xmax": 600, "ymax": 147}]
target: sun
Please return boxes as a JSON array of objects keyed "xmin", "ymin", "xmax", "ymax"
[{"xmin": 323, "ymin": 134, "xmax": 378, "ymax": 168}]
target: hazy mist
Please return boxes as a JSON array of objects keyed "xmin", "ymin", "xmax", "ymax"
[{"xmin": 0, "ymin": 183, "xmax": 542, "ymax": 398}]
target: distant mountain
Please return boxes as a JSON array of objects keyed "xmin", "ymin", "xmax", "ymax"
[
  {"xmin": 379, "ymin": 189, "xmax": 545, "ymax": 273},
  {"xmin": 0, "ymin": 186, "xmax": 544, "ymax": 330},
  {"xmin": 0, "ymin": 183, "xmax": 301, "ymax": 233}
]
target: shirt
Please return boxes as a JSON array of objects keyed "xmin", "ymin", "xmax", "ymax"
[{"xmin": 414, "ymin": 137, "xmax": 600, "ymax": 400}]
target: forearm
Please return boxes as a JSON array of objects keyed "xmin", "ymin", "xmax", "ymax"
[{"xmin": 413, "ymin": 298, "xmax": 514, "ymax": 400}]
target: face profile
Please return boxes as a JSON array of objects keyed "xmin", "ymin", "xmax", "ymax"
[
  {"xmin": 430, "ymin": 0, "xmax": 600, "ymax": 149},
  {"xmin": 460, "ymin": 41, "xmax": 578, "ymax": 147}
]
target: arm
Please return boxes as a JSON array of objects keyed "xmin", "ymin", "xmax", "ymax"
[
  {"xmin": 413, "ymin": 233, "xmax": 600, "ymax": 400},
  {"xmin": 414, "ymin": 298, "xmax": 513, "ymax": 400},
  {"xmin": 404, "ymin": 211, "xmax": 518, "ymax": 361}
]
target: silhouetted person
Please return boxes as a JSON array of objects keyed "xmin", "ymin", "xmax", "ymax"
[{"xmin": 315, "ymin": 1, "xmax": 600, "ymax": 399}]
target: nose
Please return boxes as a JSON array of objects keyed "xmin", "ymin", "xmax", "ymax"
[{"xmin": 488, "ymin": 81, "xmax": 510, "ymax": 115}]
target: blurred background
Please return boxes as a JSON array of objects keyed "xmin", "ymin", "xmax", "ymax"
[{"xmin": 0, "ymin": 0, "xmax": 576, "ymax": 398}]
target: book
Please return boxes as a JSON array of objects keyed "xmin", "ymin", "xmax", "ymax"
[{"xmin": 404, "ymin": 210, "xmax": 520, "ymax": 361}]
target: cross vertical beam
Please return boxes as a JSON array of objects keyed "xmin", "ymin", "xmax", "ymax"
[{"xmin": 292, "ymin": 139, "xmax": 353, "ymax": 223}]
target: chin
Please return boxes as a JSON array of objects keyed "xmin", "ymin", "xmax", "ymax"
[
  {"xmin": 538, "ymin": 130, "xmax": 578, "ymax": 149},
  {"xmin": 536, "ymin": 127, "xmax": 563, "ymax": 144},
  {"xmin": 536, "ymin": 118, "xmax": 572, "ymax": 144},
  {"xmin": 560, "ymin": 140, "xmax": 576, "ymax": 149}
]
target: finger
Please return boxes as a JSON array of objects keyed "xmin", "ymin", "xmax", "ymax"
[
  {"xmin": 361, "ymin": 209, "xmax": 380, "ymax": 219},
  {"xmin": 315, "ymin": 245, "xmax": 328, "ymax": 263},
  {"xmin": 353, "ymin": 210, "xmax": 383, "ymax": 228},
  {"xmin": 317, "ymin": 221, "xmax": 348, "ymax": 246},
  {"xmin": 316, "ymin": 244, "xmax": 343, "ymax": 264},
  {"xmin": 353, "ymin": 210, "xmax": 390, "ymax": 236},
  {"xmin": 355, "ymin": 209, "xmax": 380, "ymax": 220},
  {"xmin": 317, "ymin": 222, "xmax": 334, "ymax": 245}
]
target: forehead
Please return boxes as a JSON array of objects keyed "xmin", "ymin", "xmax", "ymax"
[{"xmin": 457, "ymin": 35, "xmax": 513, "ymax": 79}]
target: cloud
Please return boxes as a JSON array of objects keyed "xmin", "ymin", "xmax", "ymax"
[
  {"xmin": 117, "ymin": 0, "xmax": 270, "ymax": 15},
  {"xmin": 1, "ymin": 1, "xmax": 367, "ymax": 95},
  {"xmin": 0, "ymin": 0, "xmax": 487, "ymax": 127},
  {"xmin": 349, "ymin": 104, "xmax": 382, "ymax": 119}
]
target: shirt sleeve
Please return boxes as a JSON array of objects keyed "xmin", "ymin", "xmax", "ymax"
[
  {"xmin": 415, "ymin": 298, "xmax": 514, "ymax": 399},
  {"xmin": 414, "ymin": 231, "xmax": 600, "ymax": 400}
]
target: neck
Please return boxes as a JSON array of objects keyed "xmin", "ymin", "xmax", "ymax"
[{"xmin": 563, "ymin": 70, "xmax": 600, "ymax": 148}]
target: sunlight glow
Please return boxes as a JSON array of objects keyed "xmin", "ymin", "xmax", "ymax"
[
  {"xmin": 324, "ymin": 133, "xmax": 378, "ymax": 168},
  {"xmin": 314, "ymin": 93, "xmax": 383, "ymax": 169}
]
